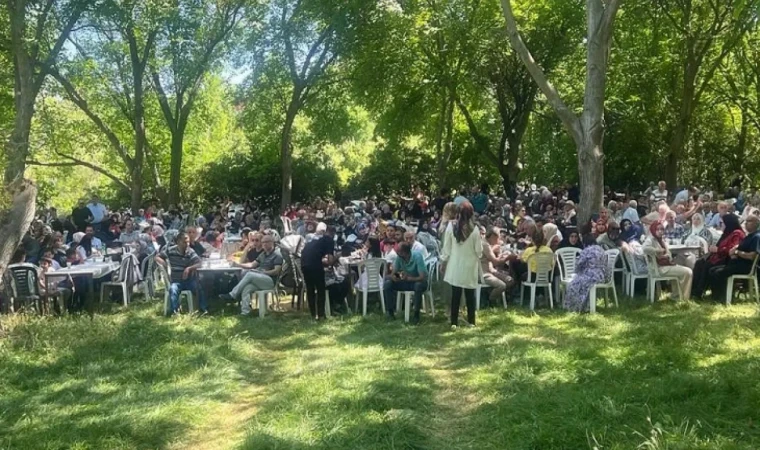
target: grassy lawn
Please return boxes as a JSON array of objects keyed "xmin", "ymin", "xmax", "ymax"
[{"xmin": 1, "ymin": 295, "xmax": 760, "ymax": 449}]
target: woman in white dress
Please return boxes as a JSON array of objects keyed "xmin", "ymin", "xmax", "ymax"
[{"xmin": 441, "ymin": 201, "xmax": 483, "ymax": 329}]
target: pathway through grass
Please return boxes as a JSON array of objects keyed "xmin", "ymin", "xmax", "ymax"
[{"xmin": 1, "ymin": 298, "xmax": 759, "ymax": 449}]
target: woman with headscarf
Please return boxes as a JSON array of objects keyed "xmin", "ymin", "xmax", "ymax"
[
  {"xmin": 619, "ymin": 219, "xmax": 643, "ymax": 243},
  {"xmin": 685, "ymin": 213, "xmax": 714, "ymax": 246},
  {"xmin": 691, "ymin": 213, "xmax": 744, "ymax": 299},
  {"xmin": 563, "ymin": 243, "xmax": 608, "ymax": 312},
  {"xmin": 642, "ymin": 220, "xmax": 693, "ymax": 300},
  {"xmin": 542, "ymin": 223, "xmax": 562, "ymax": 252},
  {"xmin": 559, "ymin": 228, "xmax": 583, "ymax": 250}
]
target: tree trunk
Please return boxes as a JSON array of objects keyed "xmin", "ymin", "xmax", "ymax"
[
  {"xmin": 0, "ymin": 180, "xmax": 37, "ymax": 278},
  {"xmin": 577, "ymin": 140, "xmax": 605, "ymax": 225},
  {"xmin": 280, "ymin": 88, "xmax": 301, "ymax": 211},
  {"xmin": 665, "ymin": 68, "xmax": 696, "ymax": 188},
  {"xmin": 168, "ymin": 123, "xmax": 186, "ymax": 206},
  {"xmin": 132, "ymin": 87, "xmax": 146, "ymax": 215},
  {"xmin": 4, "ymin": 98, "xmax": 33, "ymax": 184}
]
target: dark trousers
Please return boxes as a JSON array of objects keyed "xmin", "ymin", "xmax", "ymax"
[
  {"xmin": 303, "ymin": 266, "xmax": 326, "ymax": 318},
  {"xmin": 709, "ymin": 261, "xmax": 753, "ymax": 302},
  {"xmin": 451, "ymin": 286, "xmax": 476, "ymax": 326},
  {"xmin": 383, "ymin": 279, "xmax": 427, "ymax": 317},
  {"xmin": 327, "ymin": 279, "xmax": 350, "ymax": 313},
  {"xmin": 692, "ymin": 258, "xmax": 717, "ymax": 298}
]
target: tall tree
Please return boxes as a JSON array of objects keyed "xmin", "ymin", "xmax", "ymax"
[
  {"xmin": 151, "ymin": 0, "xmax": 248, "ymax": 206},
  {"xmin": 456, "ymin": 0, "xmax": 580, "ymax": 194},
  {"xmin": 0, "ymin": 0, "xmax": 86, "ymax": 277},
  {"xmin": 657, "ymin": 0, "xmax": 758, "ymax": 188},
  {"xmin": 501, "ymin": 0, "xmax": 621, "ymax": 223},
  {"xmin": 48, "ymin": 0, "xmax": 160, "ymax": 213},
  {"xmin": 273, "ymin": 0, "xmax": 339, "ymax": 210}
]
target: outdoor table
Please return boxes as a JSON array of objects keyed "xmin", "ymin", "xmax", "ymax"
[
  {"xmin": 197, "ymin": 260, "xmax": 243, "ymax": 275},
  {"xmin": 668, "ymin": 244, "xmax": 701, "ymax": 253},
  {"xmin": 45, "ymin": 260, "xmax": 121, "ymax": 315}
]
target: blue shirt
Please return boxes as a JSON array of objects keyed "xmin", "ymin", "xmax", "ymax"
[{"xmin": 393, "ymin": 251, "xmax": 428, "ymax": 279}]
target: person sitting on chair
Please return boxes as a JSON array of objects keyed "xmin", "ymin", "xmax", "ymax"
[
  {"xmin": 707, "ymin": 214, "xmax": 760, "ymax": 303},
  {"xmin": 382, "ymin": 242, "xmax": 428, "ymax": 324},
  {"xmin": 156, "ymin": 231, "xmax": 204, "ymax": 315},
  {"xmin": 219, "ymin": 234, "xmax": 283, "ymax": 315}
]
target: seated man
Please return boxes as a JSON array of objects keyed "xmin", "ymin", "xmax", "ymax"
[
  {"xmin": 84, "ymin": 224, "xmax": 103, "ymax": 250},
  {"xmin": 186, "ymin": 225, "xmax": 206, "ymax": 258},
  {"xmin": 481, "ymin": 227, "xmax": 515, "ymax": 305},
  {"xmin": 383, "ymin": 242, "xmax": 428, "ymax": 324},
  {"xmin": 234, "ymin": 232, "xmax": 263, "ymax": 268},
  {"xmin": 118, "ymin": 219, "xmax": 141, "ymax": 245},
  {"xmin": 219, "ymin": 235, "xmax": 283, "ymax": 315},
  {"xmin": 403, "ymin": 231, "xmax": 429, "ymax": 259},
  {"xmin": 156, "ymin": 231, "xmax": 205, "ymax": 315}
]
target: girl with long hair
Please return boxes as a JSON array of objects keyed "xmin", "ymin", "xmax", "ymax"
[{"xmin": 440, "ymin": 201, "xmax": 483, "ymax": 329}]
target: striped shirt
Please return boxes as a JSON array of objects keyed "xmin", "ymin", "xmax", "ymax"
[{"xmin": 159, "ymin": 245, "xmax": 201, "ymax": 282}]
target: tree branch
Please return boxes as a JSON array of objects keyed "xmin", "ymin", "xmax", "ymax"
[
  {"xmin": 48, "ymin": 66, "xmax": 135, "ymax": 170},
  {"xmin": 500, "ymin": 0, "xmax": 582, "ymax": 143},
  {"xmin": 26, "ymin": 154, "xmax": 130, "ymax": 192}
]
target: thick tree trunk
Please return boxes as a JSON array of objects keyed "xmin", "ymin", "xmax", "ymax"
[
  {"xmin": 168, "ymin": 124, "xmax": 186, "ymax": 206},
  {"xmin": 0, "ymin": 179, "xmax": 37, "ymax": 278},
  {"xmin": 665, "ymin": 71, "xmax": 696, "ymax": 188},
  {"xmin": 4, "ymin": 99, "xmax": 33, "ymax": 184},
  {"xmin": 280, "ymin": 89, "xmax": 301, "ymax": 211},
  {"xmin": 577, "ymin": 141, "xmax": 605, "ymax": 225},
  {"xmin": 132, "ymin": 88, "xmax": 146, "ymax": 215}
]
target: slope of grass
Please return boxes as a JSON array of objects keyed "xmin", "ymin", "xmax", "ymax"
[{"xmin": 1, "ymin": 297, "xmax": 759, "ymax": 449}]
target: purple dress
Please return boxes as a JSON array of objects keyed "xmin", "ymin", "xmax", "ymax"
[{"xmin": 564, "ymin": 245, "xmax": 608, "ymax": 312}]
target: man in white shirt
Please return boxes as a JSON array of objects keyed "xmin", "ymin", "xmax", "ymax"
[
  {"xmin": 87, "ymin": 194, "xmax": 108, "ymax": 230},
  {"xmin": 674, "ymin": 186, "xmax": 698, "ymax": 205},
  {"xmin": 403, "ymin": 231, "xmax": 429, "ymax": 259}
]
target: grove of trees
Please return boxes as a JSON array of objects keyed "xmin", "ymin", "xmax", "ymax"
[{"xmin": 2, "ymin": 0, "xmax": 760, "ymax": 268}]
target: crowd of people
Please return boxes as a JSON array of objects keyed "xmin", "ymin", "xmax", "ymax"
[{"xmin": 6, "ymin": 178, "xmax": 760, "ymax": 325}]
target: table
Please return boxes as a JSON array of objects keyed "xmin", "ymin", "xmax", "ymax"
[
  {"xmin": 197, "ymin": 260, "xmax": 243, "ymax": 275},
  {"xmin": 46, "ymin": 261, "xmax": 121, "ymax": 315},
  {"xmin": 668, "ymin": 244, "xmax": 701, "ymax": 253}
]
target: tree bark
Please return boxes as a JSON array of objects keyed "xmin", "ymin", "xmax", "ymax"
[
  {"xmin": 0, "ymin": 179, "xmax": 37, "ymax": 278},
  {"xmin": 168, "ymin": 122, "xmax": 187, "ymax": 206},
  {"xmin": 280, "ymin": 88, "xmax": 302, "ymax": 211}
]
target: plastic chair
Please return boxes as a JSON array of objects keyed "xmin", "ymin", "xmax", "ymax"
[
  {"xmin": 290, "ymin": 256, "xmax": 305, "ymax": 310},
  {"xmin": 139, "ymin": 253, "xmax": 157, "ymax": 299},
  {"xmin": 100, "ymin": 256, "xmax": 140, "ymax": 306},
  {"xmin": 520, "ymin": 253, "xmax": 555, "ymax": 311},
  {"xmin": 726, "ymin": 255, "xmax": 760, "ymax": 306},
  {"xmin": 555, "ymin": 247, "xmax": 581, "ymax": 302},
  {"xmin": 621, "ymin": 250, "xmax": 649, "ymax": 297},
  {"xmin": 4, "ymin": 264, "xmax": 41, "ymax": 313},
  {"xmin": 157, "ymin": 264, "xmax": 194, "ymax": 315},
  {"xmin": 589, "ymin": 249, "xmax": 620, "ymax": 314},
  {"xmin": 355, "ymin": 258, "xmax": 385, "ymax": 316},
  {"xmin": 644, "ymin": 253, "xmax": 683, "ymax": 303}
]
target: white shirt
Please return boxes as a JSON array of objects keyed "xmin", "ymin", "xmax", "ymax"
[
  {"xmin": 674, "ymin": 189, "xmax": 690, "ymax": 205},
  {"xmin": 87, "ymin": 202, "xmax": 107, "ymax": 224},
  {"xmin": 412, "ymin": 241, "xmax": 429, "ymax": 259}
]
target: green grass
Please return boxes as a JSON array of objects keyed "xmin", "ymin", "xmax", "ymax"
[{"xmin": 1, "ymin": 294, "xmax": 760, "ymax": 449}]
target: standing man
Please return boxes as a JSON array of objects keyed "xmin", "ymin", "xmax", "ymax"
[
  {"xmin": 156, "ymin": 231, "xmax": 205, "ymax": 315},
  {"xmin": 72, "ymin": 199, "xmax": 93, "ymax": 232},
  {"xmin": 87, "ymin": 194, "xmax": 108, "ymax": 232},
  {"xmin": 301, "ymin": 225, "xmax": 336, "ymax": 320}
]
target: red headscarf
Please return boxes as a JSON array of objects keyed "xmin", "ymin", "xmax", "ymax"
[{"xmin": 649, "ymin": 220, "xmax": 665, "ymax": 248}]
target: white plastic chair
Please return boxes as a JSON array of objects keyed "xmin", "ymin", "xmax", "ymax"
[
  {"xmin": 521, "ymin": 252, "xmax": 555, "ymax": 311},
  {"xmin": 100, "ymin": 256, "xmax": 139, "ymax": 306},
  {"xmin": 157, "ymin": 264, "xmax": 194, "ymax": 315},
  {"xmin": 355, "ymin": 258, "xmax": 385, "ymax": 316},
  {"xmin": 644, "ymin": 253, "xmax": 683, "ymax": 303},
  {"xmin": 555, "ymin": 247, "xmax": 581, "ymax": 302},
  {"xmin": 726, "ymin": 255, "xmax": 760, "ymax": 306},
  {"xmin": 280, "ymin": 216, "xmax": 293, "ymax": 235},
  {"xmin": 589, "ymin": 249, "xmax": 620, "ymax": 314},
  {"xmin": 139, "ymin": 253, "xmax": 157, "ymax": 299},
  {"xmin": 621, "ymin": 250, "xmax": 649, "ymax": 297}
]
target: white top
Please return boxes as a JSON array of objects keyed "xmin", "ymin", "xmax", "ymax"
[
  {"xmin": 87, "ymin": 202, "xmax": 107, "ymax": 224},
  {"xmin": 440, "ymin": 222, "xmax": 483, "ymax": 289},
  {"xmin": 412, "ymin": 241, "xmax": 429, "ymax": 259}
]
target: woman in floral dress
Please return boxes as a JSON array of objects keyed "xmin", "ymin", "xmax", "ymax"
[{"xmin": 563, "ymin": 244, "xmax": 608, "ymax": 312}]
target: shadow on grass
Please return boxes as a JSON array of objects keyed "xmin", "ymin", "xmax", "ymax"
[{"xmin": 0, "ymin": 307, "xmax": 281, "ymax": 449}]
